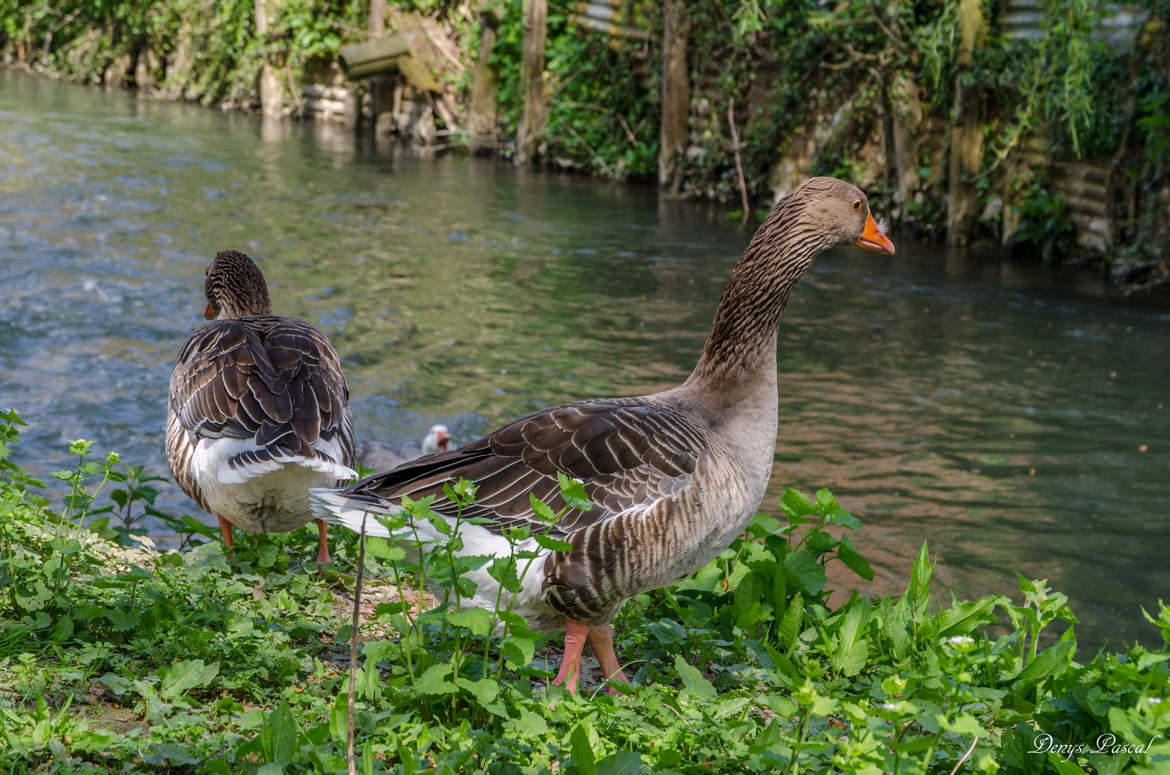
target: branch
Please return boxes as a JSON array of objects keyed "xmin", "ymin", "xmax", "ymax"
[
  {"xmin": 948, "ymin": 736, "xmax": 979, "ymax": 775},
  {"xmin": 727, "ymin": 97, "xmax": 750, "ymax": 226},
  {"xmin": 347, "ymin": 514, "xmax": 368, "ymax": 775}
]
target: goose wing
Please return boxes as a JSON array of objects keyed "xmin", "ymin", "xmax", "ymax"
[
  {"xmin": 169, "ymin": 316, "xmax": 354, "ymax": 463},
  {"xmin": 337, "ymin": 397, "xmax": 708, "ymax": 538}
]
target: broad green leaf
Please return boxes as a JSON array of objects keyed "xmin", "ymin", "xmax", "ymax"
[
  {"xmin": 530, "ymin": 493, "xmax": 556, "ymax": 523},
  {"xmin": 824, "ymin": 504, "xmax": 861, "ymax": 531},
  {"xmin": 414, "ymin": 663, "xmax": 457, "ymax": 695},
  {"xmin": 509, "ymin": 708, "xmax": 549, "ymax": 738},
  {"xmin": 836, "ymin": 535, "xmax": 872, "ymax": 581},
  {"xmin": 557, "ymin": 472, "xmax": 592, "ymax": 512},
  {"xmin": 1010, "ymin": 639, "xmax": 1074, "ymax": 704},
  {"xmin": 570, "ymin": 723, "xmax": 597, "ymax": 775},
  {"xmin": 501, "ymin": 633, "xmax": 537, "ymax": 668},
  {"xmin": 933, "ymin": 595, "xmax": 1004, "ymax": 638},
  {"xmin": 447, "ymin": 606, "xmax": 494, "ymax": 636},
  {"xmin": 907, "ymin": 541, "xmax": 933, "ymax": 621},
  {"xmin": 49, "ymin": 614, "xmax": 73, "ymax": 642},
  {"xmin": 780, "ymin": 487, "xmax": 813, "ymax": 520},
  {"xmin": 329, "ymin": 693, "xmax": 347, "ymax": 745},
  {"xmin": 805, "ymin": 529, "xmax": 838, "ymax": 554},
  {"xmin": 831, "ymin": 601, "xmax": 870, "ymax": 677},
  {"xmin": 886, "ymin": 596, "xmax": 912, "ymax": 658},
  {"xmin": 596, "ymin": 751, "xmax": 642, "ymax": 775},
  {"xmin": 1048, "ymin": 753, "xmax": 1090, "ymax": 775},
  {"xmin": 455, "ymin": 676, "xmax": 500, "ymax": 705},
  {"xmin": 160, "ymin": 659, "xmax": 219, "ymax": 700},
  {"xmin": 783, "ymin": 550, "xmax": 826, "ymax": 596},
  {"xmin": 365, "ymin": 538, "xmax": 405, "ymax": 562},
  {"xmin": 776, "ymin": 592, "xmax": 803, "ymax": 651},
  {"xmin": 533, "ymin": 533, "xmax": 574, "ymax": 552},
  {"xmin": 258, "ymin": 702, "xmax": 298, "ymax": 766},
  {"xmin": 940, "ymin": 711, "xmax": 985, "ymax": 739},
  {"xmin": 489, "ymin": 556, "xmax": 521, "ymax": 593},
  {"xmin": 674, "ymin": 655, "xmax": 716, "ymax": 699}
]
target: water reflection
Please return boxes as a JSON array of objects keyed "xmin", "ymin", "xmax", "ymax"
[{"xmin": 2, "ymin": 70, "xmax": 1167, "ymax": 655}]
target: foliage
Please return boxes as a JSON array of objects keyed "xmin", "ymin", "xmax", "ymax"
[
  {"xmin": 491, "ymin": 0, "xmax": 660, "ymax": 180},
  {"xmin": 1014, "ymin": 184, "xmax": 1077, "ymax": 262},
  {"xmin": 2, "ymin": 412, "xmax": 1169, "ymax": 772},
  {"xmin": 0, "ymin": 0, "xmax": 364, "ymax": 108}
]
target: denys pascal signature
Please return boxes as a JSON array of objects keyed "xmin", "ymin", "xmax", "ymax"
[{"xmin": 1030, "ymin": 732, "xmax": 1161, "ymax": 762}]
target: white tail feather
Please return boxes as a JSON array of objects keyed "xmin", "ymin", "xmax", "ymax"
[
  {"xmin": 309, "ymin": 488, "xmax": 399, "ymax": 539},
  {"xmin": 218, "ymin": 455, "xmax": 357, "ymax": 485}
]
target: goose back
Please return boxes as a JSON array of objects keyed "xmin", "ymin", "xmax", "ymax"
[{"xmin": 167, "ymin": 314, "xmax": 356, "ymax": 524}]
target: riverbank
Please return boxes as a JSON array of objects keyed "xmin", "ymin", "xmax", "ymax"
[
  {"xmin": 2, "ymin": 412, "xmax": 1168, "ymax": 772},
  {"xmin": 3, "ymin": 0, "xmax": 1169, "ymax": 292}
]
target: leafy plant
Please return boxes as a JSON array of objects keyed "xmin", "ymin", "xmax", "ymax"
[
  {"xmin": 1014, "ymin": 184, "xmax": 1076, "ymax": 262},
  {"xmin": 2, "ymin": 413, "xmax": 1168, "ymax": 773}
]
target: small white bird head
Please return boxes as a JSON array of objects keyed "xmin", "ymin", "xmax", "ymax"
[{"xmin": 421, "ymin": 424, "xmax": 452, "ymax": 453}]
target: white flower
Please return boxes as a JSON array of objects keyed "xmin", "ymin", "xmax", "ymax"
[
  {"xmin": 947, "ymin": 635, "xmax": 974, "ymax": 646},
  {"xmin": 880, "ymin": 702, "xmax": 899, "ymax": 711}
]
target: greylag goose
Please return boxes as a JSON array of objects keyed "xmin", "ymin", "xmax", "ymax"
[
  {"xmin": 357, "ymin": 424, "xmax": 452, "ymax": 472},
  {"xmin": 310, "ymin": 177, "xmax": 894, "ymax": 693},
  {"xmin": 166, "ymin": 250, "xmax": 357, "ymax": 564}
]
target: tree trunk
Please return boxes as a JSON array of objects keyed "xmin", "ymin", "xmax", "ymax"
[
  {"xmin": 468, "ymin": 6, "xmax": 500, "ymax": 154},
  {"xmin": 516, "ymin": 0, "xmax": 547, "ymax": 166},
  {"xmin": 369, "ymin": 0, "xmax": 386, "ymax": 34},
  {"xmin": 658, "ymin": 0, "xmax": 689, "ymax": 192},
  {"xmin": 255, "ymin": 0, "xmax": 282, "ymax": 117},
  {"xmin": 368, "ymin": 0, "xmax": 388, "ymax": 132},
  {"xmin": 945, "ymin": 0, "xmax": 983, "ymax": 246},
  {"xmin": 889, "ymin": 75, "xmax": 922, "ymax": 223}
]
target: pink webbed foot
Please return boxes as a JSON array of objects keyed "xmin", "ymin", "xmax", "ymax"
[
  {"xmin": 552, "ymin": 620, "xmax": 589, "ymax": 695},
  {"xmin": 314, "ymin": 518, "xmax": 331, "ymax": 566},
  {"xmin": 587, "ymin": 624, "xmax": 631, "ymax": 697}
]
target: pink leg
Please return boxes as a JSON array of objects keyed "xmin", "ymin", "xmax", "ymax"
[
  {"xmin": 315, "ymin": 519, "xmax": 331, "ymax": 565},
  {"xmin": 218, "ymin": 515, "xmax": 234, "ymax": 554},
  {"xmin": 587, "ymin": 624, "xmax": 630, "ymax": 696},
  {"xmin": 552, "ymin": 620, "xmax": 590, "ymax": 694}
]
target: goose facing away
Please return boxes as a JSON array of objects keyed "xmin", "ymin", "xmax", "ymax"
[
  {"xmin": 310, "ymin": 177, "xmax": 894, "ymax": 693},
  {"xmin": 357, "ymin": 424, "xmax": 452, "ymax": 472},
  {"xmin": 166, "ymin": 250, "xmax": 357, "ymax": 564}
]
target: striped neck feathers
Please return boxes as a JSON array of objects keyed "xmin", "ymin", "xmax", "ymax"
[{"xmin": 690, "ymin": 194, "xmax": 830, "ymax": 388}]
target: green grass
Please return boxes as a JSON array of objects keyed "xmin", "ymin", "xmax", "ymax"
[{"xmin": 1, "ymin": 407, "xmax": 1167, "ymax": 774}]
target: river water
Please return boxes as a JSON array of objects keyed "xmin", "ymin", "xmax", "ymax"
[{"xmin": 2, "ymin": 71, "xmax": 1167, "ymax": 653}]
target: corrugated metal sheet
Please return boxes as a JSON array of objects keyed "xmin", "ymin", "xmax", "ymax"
[
  {"xmin": 569, "ymin": 1, "xmax": 649, "ymax": 41},
  {"xmin": 1001, "ymin": 1, "xmax": 1146, "ymax": 44},
  {"xmin": 1052, "ymin": 160, "xmax": 1111, "ymax": 252}
]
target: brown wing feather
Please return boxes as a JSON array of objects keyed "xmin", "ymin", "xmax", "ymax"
[
  {"xmin": 168, "ymin": 316, "xmax": 355, "ymax": 465},
  {"xmin": 342, "ymin": 397, "xmax": 708, "ymax": 537}
]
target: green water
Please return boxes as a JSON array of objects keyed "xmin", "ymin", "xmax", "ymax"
[{"xmin": 2, "ymin": 70, "xmax": 1167, "ymax": 653}]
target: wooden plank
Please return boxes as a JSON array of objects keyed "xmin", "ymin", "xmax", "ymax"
[{"xmin": 338, "ymin": 34, "xmax": 412, "ymax": 79}]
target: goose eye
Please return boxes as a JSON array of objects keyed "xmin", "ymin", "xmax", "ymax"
[{"xmin": 851, "ymin": 199, "xmax": 862, "ymax": 210}]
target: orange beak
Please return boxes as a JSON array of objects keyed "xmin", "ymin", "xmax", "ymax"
[
  {"xmin": 857, "ymin": 212, "xmax": 895, "ymax": 254},
  {"xmin": 437, "ymin": 429, "xmax": 451, "ymax": 451},
  {"xmin": 204, "ymin": 302, "xmax": 219, "ymax": 320}
]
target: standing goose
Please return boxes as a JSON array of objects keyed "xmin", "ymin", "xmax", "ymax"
[
  {"xmin": 310, "ymin": 177, "xmax": 894, "ymax": 693},
  {"xmin": 167, "ymin": 250, "xmax": 357, "ymax": 564}
]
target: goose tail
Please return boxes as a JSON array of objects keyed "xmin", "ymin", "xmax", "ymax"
[{"xmin": 308, "ymin": 487, "xmax": 398, "ymax": 539}]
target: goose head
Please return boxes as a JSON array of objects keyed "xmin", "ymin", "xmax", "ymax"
[
  {"xmin": 762, "ymin": 177, "xmax": 895, "ymax": 262},
  {"xmin": 203, "ymin": 250, "xmax": 274, "ymax": 320},
  {"xmin": 421, "ymin": 424, "xmax": 452, "ymax": 454}
]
